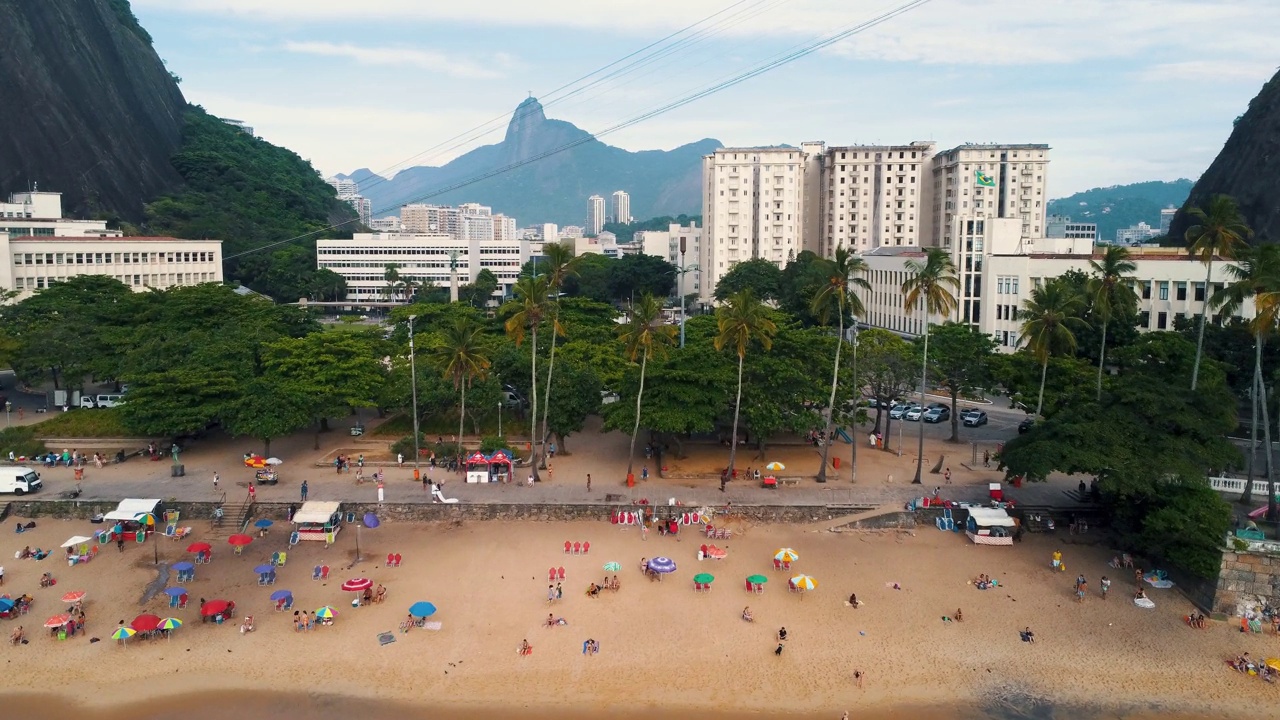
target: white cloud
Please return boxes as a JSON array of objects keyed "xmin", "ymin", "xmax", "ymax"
[
  {"xmin": 1136, "ymin": 60, "xmax": 1279, "ymax": 84},
  {"xmin": 281, "ymin": 41, "xmax": 505, "ymax": 79}
]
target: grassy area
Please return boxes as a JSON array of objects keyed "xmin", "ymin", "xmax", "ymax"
[
  {"xmin": 373, "ymin": 412, "xmax": 503, "ymax": 438},
  {"xmin": 30, "ymin": 407, "xmax": 132, "ymax": 437},
  {"xmin": 0, "ymin": 426, "xmax": 46, "ymax": 458}
]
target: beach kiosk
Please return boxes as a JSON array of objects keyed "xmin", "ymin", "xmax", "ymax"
[
  {"xmin": 292, "ymin": 501, "xmax": 342, "ymax": 542},
  {"xmin": 465, "ymin": 452, "xmax": 491, "ymax": 483},
  {"xmin": 965, "ymin": 507, "xmax": 1016, "ymax": 546},
  {"xmin": 102, "ymin": 498, "xmax": 162, "ymax": 542},
  {"xmin": 488, "ymin": 450, "xmax": 513, "ymax": 483}
]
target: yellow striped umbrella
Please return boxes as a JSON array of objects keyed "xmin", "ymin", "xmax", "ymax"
[
  {"xmin": 774, "ymin": 548, "xmax": 799, "ymax": 563},
  {"xmin": 790, "ymin": 574, "xmax": 817, "ymax": 591}
]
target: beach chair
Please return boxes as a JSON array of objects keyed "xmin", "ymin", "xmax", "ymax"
[
  {"xmin": 283, "ymin": 597, "xmax": 293, "ymax": 611},
  {"xmin": 258, "ymin": 574, "xmax": 269, "ymax": 586},
  {"xmin": 773, "ymin": 559, "xmax": 782, "ymax": 570},
  {"xmin": 234, "ymin": 545, "xmax": 244, "ymax": 556},
  {"xmin": 277, "ymin": 552, "xmax": 287, "ymax": 567},
  {"xmin": 581, "ymin": 542, "xmax": 589, "ymax": 555},
  {"xmin": 313, "ymin": 565, "xmax": 323, "ymax": 580},
  {"xmin": 548, "ymin": 567, "xmax": 557, "ymax": 582},
  {"xmin": 782, "ymin": 561, "xmax": 792, "ymax": 571},
  {"xmin": 564, "ymin": 541, "xmax": 572, "ymax": 554},
  {"xmin": 169, "ymin": 594, "xmax": 181, "ymax": 608},
  {"xmin": 164, "ymin": 523, "xmax": 177, "ymax": 538},
  {"xmin": 387, "ymin": 553, "xmax": 395, "ymax": 566},
  {"xmin": 171, "ymin": 527, "xmax": 191, "ymax": 541},
  {"xmin": 267, "ymin": 572, "xmax": 277, "ymax": 586},
  {"xmin": 178, "ymin": 594, "xmax": 189, "ymax": 609},
  {"xmin": 704, "ymin": 525, "xmax": 715, "ymax": 538},
  {"xmin": 557, "ymin": 567, "xmax": 566, "ymax": 581},
  {"xmin": 701, "ymin": 544, "xmax": 709, "ymax": 557},
  {"xmin": 393, "ymin": 553, "xmax": 402, "ymax": 567},
  {"xmin": 320, "ymin": 565, "xmax": 330, "ymax": 580},
  {"xmin": 271, "ymin": 552, "xmax": 281, "ymax": 566}
]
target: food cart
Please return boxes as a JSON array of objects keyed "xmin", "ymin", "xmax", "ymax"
[
  {"xmin": 465, "ymin": 450, "xmax": 516, "ymax": 483},
  {"xmin": 102, "ymin": 498, "xmax": 162, "ymax": 542},
  {"xmin": 292, "ymin": 501, "xmax": 342, "ymax": 542},
  {"xmin": 964, "ymin": 507, "xmax": 1016, "ymax": 546},
  {"xmin": 488, "ymin": 450, "xmax": 513, "ymax": 483},
  {"xmin": 254, "ymin": 468, "xmax": 279, "ymax": 485}
]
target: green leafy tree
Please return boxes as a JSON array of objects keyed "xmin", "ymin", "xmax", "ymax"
[
  {"xmin": 810, "ymin": 246, "xmax": 869, "ymax": 481},
  {"xmin": 264, "ymin": 329, "xmax": 387, "ymax": 447},
  {"xmin": 1185, "ymin": 194, "xmax": 1252, "ymax": 390},
  {"xmin": 537, "ymin": 242, "xmax": 582, "ymax": 468},
  {"xmin": 1019, "ymin": 279, "xmax": 1088, "ymax": 417},
  {"xmin": 923, "ymin": 322, "xmax": 997, "ymax": 442},
  {"xmin": 859, "ymin": 329, "xmax": 917, "ymax": 451},
  {"xmin": 504, "ymin": 275, "xmax": 551, "ymax": 477},
  {"xmin": 609, "ymin": 253, "xmax": 677, "ymax": 302},
  {"xmin": 459, "ymin": 269, "xmax": 500, "ymax": 308},
  {"xmin": 222, "ymin": 375, "xmax": 312, "ymax": 455},
  {"xmin": 616, "ymin": 294, "xmax": 677, "ymax": 478},
  {"xmin": 383, "ymin": 263, "xmax": 404, "ymax": 303},
  {"xmin": 901, "ymin": 248, "xmax": 959, "ymax": 483},
  {"xmin": 428, "ymin": 317, "xmax": 492, "ymax": 452},
  {"xmin": 559, "ymin": 253, "xmax": 614, "ymax": 303},
  {"xmin": 1086, "ymin": 246, "xmax": 1138, "ymax": 401},
  {"xmin": 542, "ymin": 354, "xmax": 602, "ymax": 451},
  {"xmin": 715, "ymin": 258, "xmax": 783, "ymax": 302},
  {"xmin": 714, "ymin": 289, "xmax": 778, "ymax": 475},
  {"xmin": 737, "ymin": 324, "xmax": 827, "ymax": 455},
  {"xmin": 778, "ymin": 251, "xmax": 835, "ymax": 326},
  {"xmin": 1212, "ymin": 244, "xmax": 1280, "ymax": 517}
]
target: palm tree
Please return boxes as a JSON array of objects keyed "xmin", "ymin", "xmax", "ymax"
[
  {"xmin": 538, "ymin": 242, "xmax": 581, "ymax": 467},
  {"xmin": 383, "ymin": 263, "xmax": 404, "ymax": 303},
  {"xmin": 1086, "ymin": 246, "xmax": 1138, "ymax": 401},
  {"xmin": 505, "ymin": 275, "xmax": 551, "ymax": 479},
  {"xmin": 715, "ymin": 289, "xmax": 778, "ymax": 478},
  {"xmin": 1186, "ymin": 194, "xmax": 1253, "ymax": 390},
  {"xmin": 428, "ymin": 317, "xmax": 491, "ymax": 456},
  {"xmin": 810, "ymin": 246, "xmax": 869, "ymax": 483},
  {"xmin": 1018, "ymin": 279, "xmax": 1088, "ymax": 417},
  {"xmin": 1212, "ymin": 244, "xmax": 1280, "ymax": 518},
  {"xmin": 617, "ymin": 293, "xmax": 677, "ymax": 480},
  {"xmin": 900, "ymin": 248, "xmax": 959, "ymax": 484}
]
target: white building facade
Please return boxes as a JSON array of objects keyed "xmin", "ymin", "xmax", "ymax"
[
  {"xmin": 611, "ymin": 190, "xmax": 631, "ymax": 224},
  {"xmin": 1116, "ymin": 222, "xmax": 1161, "ymax": 245},
  {"xmin": 635, "ymin": 222, "xmax": 702, "ymax": 298},
  {"xmin": 1046, "ymin": 215, "xmax": 1097, "ymax": 242},
  {"xmin": 819, "ymin": 142, "xmax": 935, "ymax": 257},
  {"xmin": 586, "ymin": 195, "xmax": 606, "ymax": 236}
]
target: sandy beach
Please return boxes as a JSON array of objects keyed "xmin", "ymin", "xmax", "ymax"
[{"xmin": 0, "ymin": 512, "xmax": 1274, "ymax": 719}]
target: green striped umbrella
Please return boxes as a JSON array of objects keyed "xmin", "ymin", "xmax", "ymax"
[{"xmin": 693, "ymin": 573, "xmax": 715, "ymax": 584}]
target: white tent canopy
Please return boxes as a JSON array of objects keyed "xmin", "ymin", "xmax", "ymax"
[
  {"xmin": 293, "ymin": 501, "xmax": 341, "ymax": 525},
  {"xmin": 61, "ymin": 535, "xmax": 95, "ymax": 548},
  {"xmin": 967, "ymin": 507, "xmax": 1016, "ymax": 527},
  {"xmin": 102, "ymin": 498, "xmax": 161, "ymax": 522}
]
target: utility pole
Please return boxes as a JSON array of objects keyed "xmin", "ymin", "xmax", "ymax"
[
  {"xmin": 677, "ymin": 237, "xmax": 698, "ymax": 349},
  {"xmin": 409, "ymin": 315, "xmax": 420, "ymax": 473}
]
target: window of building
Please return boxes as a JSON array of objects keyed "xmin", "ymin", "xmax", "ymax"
[
  {"xmin": 1157, "ymin": 312, "xmax": 1168, "ymax": 330},
  {"xmin": 1194, "ymin": 282, "xmax": 1205, "ymax": 302},
  {"xmin": 1175, "ymin": 282, "xmax": 1187, "ymax": 301},
  {"xmin": 1158, "ymin": 282, "xmax": 1168, "ymax": 301}
]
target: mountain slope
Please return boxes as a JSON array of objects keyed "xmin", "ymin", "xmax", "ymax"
[
  {"xmin": 1167, "ymin": 69, "xmax": 1280, "ymax": 244},
  {"xmin": 1047, "ymin": 180, "xmax": 1193, "ymax": 242},
  {"xmin": 344, "ymin": 97, "xmax": 720, "ymax": 226},
  {"xmin": 0, "ymin": 0, "xmax": 187, "ymax": 219}
]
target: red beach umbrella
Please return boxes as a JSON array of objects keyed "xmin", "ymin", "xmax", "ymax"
[
  {"xmin": 227, "ymin": 534, "xmax": 253, "ymax": 547},
  {"xmin": 131, "ymin": 614, "xmax": 162, "ymax": 632},
  {"xmin": 187, "ymin": 542, "xmax": 212, "ymax": 553},
  {"xmin": 340, "ymin": 578, "xmax": 373, "ymax": 593},
  {"xmin": 60, "ymin": 591, "xmax": 86, "ymax": 604},
  {"xmin": 44, "ymin": 614, "xmax": 72, "ymax": 628},
  {"xmin": 200, "ymin": 600, "xmax": 230, "ymax": 617}
]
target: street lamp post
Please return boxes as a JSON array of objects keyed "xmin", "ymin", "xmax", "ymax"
[
  {"xmin": 408, "ymin": 315, "xmax": 420, "ymax": 473},
  {"xmin": 498, "ymin": 401, "xmax": 503, "ymax": 438},
  {"xmin": 677, "ymin": 238, "xmax": 699, "ymax": 349}
]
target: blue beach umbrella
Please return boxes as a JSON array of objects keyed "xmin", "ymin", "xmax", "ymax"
[
  {"xmin": 253, "ymin": 564, "xmax": 275, "ymax": 574},
  {"xmin": 254, "ymin": 519, "xmax": 273, "ymax": 529},
  {"xmin": 172, "ymin": 561, "xmax": 194, "ymax": 572},
  {"xmin": 270, "ymin": 589, "xmax": 293, "ymax": 602},
  {"xmin": 163, "ymin": 587, "xmax": 188, "ymax": 597},
  {"xmin": 647, "ymin": 557, "xmax": 677, "ymax": 574},
  {"xmin": 0, "ymin": 598, "xmax": 14, "ymax": 612},
  {"xmin": 408, "ymin": 602, "xmax": 437, "ymax": 618}
]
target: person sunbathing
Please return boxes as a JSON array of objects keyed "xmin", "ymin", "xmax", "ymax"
[
  {"xmin": 240, "ymin": 616, "xmax": 255, "ymax": 634},
  {"xmin": 9, "ymin": 625, "xmax": 23, "ymax": 645},
  {"xmin": 18, "ymin": 546, "xmax": 31, "ymax": 559},
  {"xmin": 519, "ymin": 639, "xmax": 532, "ymax": 656},
  {"xmin": 362, "ymin": 588, "xmax": 373, "ymax": 605},
  {"xmin": 741, "ymin": 607, "xmax": 754, "ymax": 622},
  {"xmin": 39, "ymin": 573, "xmax": 54, "ymax": 588}
]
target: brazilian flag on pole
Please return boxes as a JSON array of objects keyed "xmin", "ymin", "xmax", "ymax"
[{"xmin": 975, "ymin": 170, "xmax": 996, "ymax": 187}]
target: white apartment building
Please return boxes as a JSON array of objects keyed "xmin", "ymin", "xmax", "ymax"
[
  {"xmin": 635, "ymin": 222, "xmax": 702, "ymax": 297},
  {"xmin": 611, "ymin": 190, "xmax": 631, "ymax": 224},
  {"xmin": 316, "ymin": 232, "xmax": 529, "ymax": 303},
  {"xmin": 1117, "ymin": 222, "xmax": 1161, "ymax": 245},
  {"xmin": 700, "ymin": 144, "xmax": 822, "ymax": 302},
  {"xmin": 1160, "ymin": 207, "xmax": 1176, "ymax": 235},
  {"xmin": 0, "ymin": 191, "xmax": 223, "ymax": 300},
  {"xmin": 325, "ymin": 177, "xmax": 358, "ymax": 197},
  {"xmin": 401, "ymin": 204, "xmax": 461, "ymax": 237},
  {"xmin": 860, "ymin": 224, "xmax": 1251, "ymax": 352},
  {"xmin": 492, "ymin": 214, "xmax": 518, "ymax": 243},
  {"xmin": 819, "ymin": 142, "xmax": 936, "ymax": 257},
  {"xmin": 325, "ymin": 177, "xmax": 372, "ymax": 226},
  {"xmin": 586, "ymin": 195, "xmax": 606, "ymax": 236},
  {"xmin": 369, "ymin": 216, "xmax": 402, "ymax": 233},
  {"xmin": 1046, "ymin": 215, "xmax": 1097, "ymax": 242},
  {"xmin": 561, "ymin": 225, "xmax": 584, "ymax": 239}
]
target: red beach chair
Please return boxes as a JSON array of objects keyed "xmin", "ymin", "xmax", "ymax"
[
  {"xmin": 178, "ymin": 594, "xmax": 189, "ymax": 609},
  {"xmin": 773, "ymin": 559, "xmax": 782, "ymax": 570},
  {"xmin": 564, "ymin": 541, "xmax": 572, "ymax": 554},
  {"xmin": 700, "ymin": 544, "xmax": 709, "ymax": 556},
  {"xmin": 320, "ymin": 566, "xmax": 330, "ymax": 580},
  {"xmin": 582, "ymin": 542, "xmax": 589, "ymax": 555},
  {"xmin": 705, "ymin": 525, "xmax": 715, "ymax": 538},
  {"xmin": 387, "ymin": 553, "xmax": 395, "ymax": 566},
  {"xmin": 393, "ymin": 553, "xmax": 402, "ymax": 567},
  {"xmin": 557, "ymin": 567, "xmax": 566, "ymax": 581},
  {"xmin": 611, "ymin": 511, "xmax": 619, "ymax": 524},
  {"xmin": 549, "ymin": 567, "xmax": 557, "ymax": 582},
  {"xmin": 572, "ymin": 542, "xmax": 581, "ymax": 555}
]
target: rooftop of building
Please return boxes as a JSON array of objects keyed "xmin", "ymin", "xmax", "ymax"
[
  {"xmin": 13, "ymin": 236, "xmax": 218, "ymax": 243},
  {"xmin": 825, "ymin": 141, "xmax": 936, "ymax": 151}
]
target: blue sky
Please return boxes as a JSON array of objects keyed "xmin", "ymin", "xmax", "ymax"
[{"xmin": 132, "ymin": 0, "xmax": 1278, "ymax": 198}]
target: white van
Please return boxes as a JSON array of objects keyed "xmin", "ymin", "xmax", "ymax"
[
  {"xmin": 0, "ymin": 467, "xmax": 42, "ymax": 495},
  {"xmin": 80, "ymin": 394, "xmax": 124, "ymax": 409}
]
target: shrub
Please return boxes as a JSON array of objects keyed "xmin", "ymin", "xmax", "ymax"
[
  {"xmin": 31, "ymin": 408, "xmax": 131, "ymax": 437},
  {"xmin": 0, "ymin": 426, "xmax": 47, "ymax": 458}
]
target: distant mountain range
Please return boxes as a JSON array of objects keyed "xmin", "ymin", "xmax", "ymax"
[
  {"xmin": 1047, "ymin": 180, "xmax": 1194, "ymax": 243},
  {"xmin": 341, "ymin": 97, "xmax": 721, "ymax": 227}
]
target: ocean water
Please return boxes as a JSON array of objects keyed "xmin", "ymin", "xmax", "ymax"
[{"xmin": 0, "ymin": 691, "xmax": 1223, "ymax": 720}]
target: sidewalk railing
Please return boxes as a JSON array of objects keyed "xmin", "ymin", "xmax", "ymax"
[{"xmin": 1208, "ymin": 475, "xmax": 1280, "ymax": 497}]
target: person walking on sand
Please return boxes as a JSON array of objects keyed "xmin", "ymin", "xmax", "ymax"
[
  {"xmin": 1076, "ymin": 579, "xmax": 1088, "ymax": 603},
  {"xmin": 586, "ymin": 474, "xmax": 591, "ymax": 492},
  {"xmin": 944, "ymin": 468, "xmax": 952, "ymax": 484},
  {"xmin": 248, "ymin": 482, "xmax": 256, "ymax": 501},
  {"xmin": 983, "ymin": 450, "xmax": 990, "ymax": 467},
  {"xmin": 1101, "ymin": 576, "xmax": 1111, "ymax": 599},
  {"xmin": 397, "ymin": 453, "xmax": 404, "ymax": 468},
  {"xmin": 300, "ymin": 480, "xmax": 308, "ymax": 502},
  {"xmin": 547, "ymin": 585, "xmax": 555, "ymax": 604},
  {"xmin": 853, "ymin": 670, "xmax": 864, "ymax": 688},
  {"xmin": 212, "ymin": 472, "xmax": 219, "ymax": 490},
  {"xmin": 556, "ymin": 583, "xmax": 563, "ymax": 600}
]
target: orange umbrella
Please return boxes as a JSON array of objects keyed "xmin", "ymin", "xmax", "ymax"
[
  {"xmin": 44, "ymin": 614, "xmax": 71, "ymax": 628},
  {"xmin": 227, "ymin": 534, "xmax": 253, "ymax": 547},
  {"xmin": 187, "ymin": 542, "xmax": 212, "ymax": 553},
  {"xmin": 60, "ymin": 591, "xmax": 86, "ymax": 604}
]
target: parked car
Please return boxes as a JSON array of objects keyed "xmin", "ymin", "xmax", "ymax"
[
  {"xmin": 1018, "ymin": 417, "xmax": 1035, "ymax": 433},
  {"xmin": 923, "ymin": 406, "xmax": 951, "ymax": 423},
  {"xmin": 889, "ymin": 403, "xmax": 918, "ymax": 420},
  {"xmin": 905, "ymin": 405, "xmax": 925, "ymax": 422},
  {"xmin": 961, "ymin": 409, "xmax": 988, "ymax": 427}
]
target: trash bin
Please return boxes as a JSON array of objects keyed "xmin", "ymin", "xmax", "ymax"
[{"xmin": 833, "ymin": 457, "xmax": 841, "ymax": 469}]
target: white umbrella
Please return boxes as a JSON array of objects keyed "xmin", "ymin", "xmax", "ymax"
[
  {"xmin": 265, "ymin": 457, "xmax": 284, "ymax": 466},
  {"xmin": 61, "ymin": 535, "xmax": 94, "ymax": 548}
]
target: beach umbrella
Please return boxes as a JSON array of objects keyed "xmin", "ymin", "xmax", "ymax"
[
  {"xmin": 0, "ymin": 599, "xmax": 14, "ymax": 612},
  {"xmin": 227, "ymin": 534, "xmax": 253, "ymax": 547},
  {"xmin": 774, "ymin": 548, "xmax": 799, "ymax": 563},
  {"xmin": 163, "ymin": 587, "xmax": 188, "ymax": 597},
  {"xmin": 790, "ymin": 574, "xmax": 818, "ymax": 591},
  {"xmin": 45, "ymin": 614, "xmax": 72, "ymax": 628},
  {"xmin": 341, "ymin": 578, "xmax": 373, "ymax": 593},
  {"xmin": 253, "ymin": 564, "xmax": 275, "ymax": 574},
  {"xmin": 158, "ymin": 618, "xmax": 183, "ymax": 631},
  {"xmin": 253, "ymin": 519, "xmax": 274, "ymax": 529},
  {"xmin": 315, "ymin": 606, "xmax": 337, "ymax": 619},
  {"xmin": 765, "ymin": 461, "xmax": 785, "ymax": 472},
  {"xmin": 60, "ymin": 591, "xmax": 86, "ymax": 604},
  {"xmin": 603, "ymin": 561, "xmax": 621, "ymax": 572},
  {"xmin": 201, "ymin": 600, "xmax": 230, "ymax": 617},
  {"xmin": 61, "ymin": 535, "xmax": 94, "ymax": 548},
  {"xmin": 648, "ymin": 557, "xmax": 677, "ymax": 574},
  {"xmin": 137, "ymin": 513, "xmax": 157, "ymax": 526},
  {"xmin": 186, "ymin": 542, "xmax": 212, "ymax": 554},
  {"xmin": 265, "ymin": 457, "xmax": 283, "ymax": 466},
  {"xmin": 1266, "ymin": 658, "xmax": 1280, "ymax": 671},
  {"xmin": 693, "ymin": 573, "xmax": 715, "ymax": 584},
  {"xmin": 172, "ymin": 561, "xmax": 194, "ymax": 572},
  {"xmin": 111, "ymin": 627, "xmax": 137, "ymax": 641},
  {"xmin": 409, "ymin": 601, "xmax": 437, "ymax": 618},
  {"xmin": 270, "ymin": 590, "xmax": 293, "ymax": 602},
  {"xmin": 131, "ymin": 614, "xmax": 162, "ymax": 632},
  {"xmin": 746, "ymin": 574, "xmax": 769, "ymax": 585}
]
